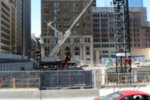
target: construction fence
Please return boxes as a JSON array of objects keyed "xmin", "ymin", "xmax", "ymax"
[{"xmin": 0, "ymin": 70, "xmax": 150, "ymax": 89}]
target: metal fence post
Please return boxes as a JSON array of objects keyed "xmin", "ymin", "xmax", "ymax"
[
  {"xmin": 12, "ymin": 78, "xmax": 16, "ymax": 88},
  {"xmin": 57, "ymin": 71, "xmax": 58, "ymax": 88},
  {"xmin": 69, "ymin": 70, "xmax": 70, "ymax": 88},
  {"xmin": 92, "ymin": 70, "xmax": 97, "ymax": 88}
]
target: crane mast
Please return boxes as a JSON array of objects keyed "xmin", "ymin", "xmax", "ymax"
[{"xmin": 113, "ymin": 0, "xmax": 131, "ymax": 73}]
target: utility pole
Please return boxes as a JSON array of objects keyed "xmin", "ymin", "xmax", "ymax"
[{"xmin": 113, "ymin": 0, "xmax": 131, "ymax": 73}]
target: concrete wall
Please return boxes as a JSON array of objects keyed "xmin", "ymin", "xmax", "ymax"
[{"xmin": 0, "ymin": 62, "xmax": 34, "ymax": 71}]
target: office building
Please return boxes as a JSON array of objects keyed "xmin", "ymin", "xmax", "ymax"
[
  {"xmin": 0, "ymin": 0, "xmax": 31, "ymax": 57},
  {"xmin": 0, "ymin": 0, "xmax": 11, "ymax": 53},
  {"xmin": 22, "ymin": 0, "xmax": 31, "ymax": 57},
  {"xmin": 93, "ymin": 7, "xmax": 150, "ymax": 64},
  {"xmin": 41, "ymin": 0, "xmax": 94, "ymax": 64}
]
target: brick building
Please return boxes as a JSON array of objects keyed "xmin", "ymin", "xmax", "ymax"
[{"xmin": 41, "ymin": 0, "xmax": 94, "ymax": 64}]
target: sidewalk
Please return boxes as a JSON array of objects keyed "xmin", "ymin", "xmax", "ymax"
[{"xmin": 0, "ymin": 89, "xmax": 99, "ymax": 99}]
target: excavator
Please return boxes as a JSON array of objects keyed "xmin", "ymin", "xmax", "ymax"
[{"xmin": 40, "ymin": 0, "xmax": 95, "ymax": 70}]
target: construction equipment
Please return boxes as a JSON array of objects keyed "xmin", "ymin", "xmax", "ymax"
[
  {"xmin": 113, "ymin": 0, "xmax": 131, "ymax": 73},
  {"xmin": 40, "ymin": 0, "xmax": 95, "ymax": 70}
]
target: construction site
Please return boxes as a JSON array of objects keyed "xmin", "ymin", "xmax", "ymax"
[{"xmin": 0, "ymin": 0, "xmax": 150, "ymax": 100}]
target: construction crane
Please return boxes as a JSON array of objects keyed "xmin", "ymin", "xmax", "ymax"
[
  {"xmin": 113, "ymin": 0, "xmax": 131, "ymax": 73},
  {"xmin": 40, "ymin": 0, "xmax": 95, "ymax": 70}
]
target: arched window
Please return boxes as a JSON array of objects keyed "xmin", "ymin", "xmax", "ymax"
[{"xmin": 74, "ymin": 47, "xmax": 80, "ymax": 55}]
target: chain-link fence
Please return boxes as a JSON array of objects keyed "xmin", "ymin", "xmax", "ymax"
[{"xmin": 0, "ymin": 70, "xmax": 150, "ymax": 89}]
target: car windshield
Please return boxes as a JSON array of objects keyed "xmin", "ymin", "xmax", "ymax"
[{"xmin": 100, "ymin": 92, "xmax": 123, "ymax": 100}]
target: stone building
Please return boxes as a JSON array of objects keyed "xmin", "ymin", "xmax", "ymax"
[{"xmin": 41, "ymin": 0, "xmax": 94, "ymax": 64}]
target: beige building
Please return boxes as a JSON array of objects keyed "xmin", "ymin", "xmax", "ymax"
[
  {"xmin": 0, "ymin": 0, "xmax": 11, "ymax": 53},
  {"xmin": 41, "ymin": 0, "xmax": 94, "ymax": 64},
  {"xmin": 0, "ymin": 0, "xmax": 24, "ymax": 55},
  {"xmin": 131, "ymin": 48, "xmax": 150, "ymax": 60}
]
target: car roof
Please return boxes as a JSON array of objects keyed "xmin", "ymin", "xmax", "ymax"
[{"xmin": 119, "ymin": 90, "xmax": 149, "ymax": 96}]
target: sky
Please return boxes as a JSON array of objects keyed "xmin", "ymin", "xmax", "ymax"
[
  {"xmin": 31, "ymin": 0, "xmax": 150, "ymax": 37},
  {"xmin": 31, "ymin": 0, "xmax": 41, "ymax": 37}
]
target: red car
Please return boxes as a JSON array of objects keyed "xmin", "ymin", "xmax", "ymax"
[{"xmin": 94, "ymin": 90, "xmax": 150, "ymax": 100}]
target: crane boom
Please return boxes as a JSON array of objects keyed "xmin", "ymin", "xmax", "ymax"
[{"xmin": 42, "ymin": 0, "xmax": 94, "ymax": 62}]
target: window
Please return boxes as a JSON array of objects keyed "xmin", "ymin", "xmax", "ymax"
[
  {"xmin": 74, "ymin": 38, "xmax": 80, "ymax": 43},
  {"xmin": 54, "ymin": 24, "xmax": 60, "ymax": 29},
  {"xmin": 1, "ymin": 39, "xmax": 10, "ymax": 45},
  {"xmin": 101, "ymin": 14, "xmax": 108, "ymax": 17},
  {"xmin": 100, "ymin": 92, "xmax": 123, "ymax": 100},
  {"xmin": 54, "ymin": 2, "xmax": 60, "ymax": 8},
  {"xmin": 64, "ymin": 2, "xmax": 69, "ymax": 7},
  {"xmin": 52, "ymin": 39, "xmax": 57, "ymax": 44},
  {"xmin": 73, "ymin": 9, "xmax": 79, "ymax": 14},
  {"xmin": 73, "ymin": 3, "xmax": 79, "ymax": 7},
  {"xmin": 43, "ymin": 9, "xmax": 49, "ymax": 14},
  {"xmin": 83, "ymin": 23, "xmax": 90, "ymax": 28},
  {"xmin": 43, "ymin": 16, "xmax": 50, "ymax": 22},
  {"xmin": 84, "ymin": 1, "xmax": 88, "ymax": 7},
  {"xmin": 1, "ymin": 14, "xmax": 10, "ymax": 22},
  {"xmin": 1, "ymin": 8, "xmax": 10, "ymax": 17},
  {"xmin": 43, "ymin": 2, "xmax": 50, "ymax": 7},
  {"xmin": 64, "ymin": 24, "xmax": 70, "ymax": 28},
  {"xmin": 65, "ymin": 47, "xmax": 71, "ymax": 56},
  {"xmin": 93, "ymin": 19, "xmax": 99, "ymax": 22},
  {"xmin": 73, "ymin": 16, "xmax": 77, "ymax": 21},
  {"xmin": 1, "ymin": 26, "xmax": 10, "ymax": 33},
  {"xmin": 64, "ymin": 10, "xmax": 69, "ymax": 14},
  {"xmin": 103, "ymin": 50, "xmax": 108, "ymax": 53},
  {"xmin": 1, "ymin": 2, "xmax": 10, "ymax": 11},
  {"xmin": 86, "ymin": 47, "xmax": 90, "ymax": 55},
  {"xmin": 54, "ymin": 9, "xmax": 60, "ymax": 14},
  {"xmin": 64, "ymin": 16, "xmax": 70, "ymax": 21},
  {"xmin": 85, "ymin": 38, "xmax": 91, "ymax": 43},
  {"xmin": 1, "ymin": 33, "xmax": 10, "ymax": 39},
  {"xmin": 73, "ymin": 31, "xmax": 80, "ymax": 35},
  {"xmin": 74, "ymin": 47, "xmax": 80, "ymax": 55},
  {"xmin": 101, "ymin": 24, "xmax": 108, "ymax": 27},
  {"xmin": 54, "ymin": 16, "xmax": 60, "ymax": 22},
  {"xmin": 121, "ymin": 96, "xmax": 132, "ymax": 100},
  {"xmin": 101, "ymin": 19, "xmax": 108, "ymax": 22},
  {"xmin": 44, "ymin": 24, "xmax": 47, "ymax": 29},
  {"xmin": 1, "ymin": 20, "xmax": 9, "ymax": 28},
  {"xmin": 84, "ymin": 16, "xmax": 90, "ymax": 21}
]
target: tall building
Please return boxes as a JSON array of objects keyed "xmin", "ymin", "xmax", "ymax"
[
  {"xmin": 22, "ymin": 0, "xmax": 31, "ymax": 57},
  {"xmin": 0, "ymin": 0, "xmax": 11, "ymax": 53},
  {"xmin": 41, "ymin": 0, "xmax": 94, "ymax": 64},
  {"xmin": 0, "ymin": 0, "xmax": 31, "ymax": 57},
  {"xmin": 93, "ymin": 7, "xmax": 150, "ymax": 64}
]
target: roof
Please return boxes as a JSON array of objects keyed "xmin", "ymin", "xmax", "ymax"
[{"xmin": 119, "ymin": 90, "xmax": 149, "ymax": 96}]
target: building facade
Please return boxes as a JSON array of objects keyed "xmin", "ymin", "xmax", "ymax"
[
  {"xmin": 41, "ymin": 0, "xmax": 94, "ymax": 64},
  {"xmin": 22, "ymin": 0, "xmax": 31, "ymax": 57},
  {"xmin": 0, "ymin": 0, "xmax": 31, "ymax": 57},
  {"xmin": 93, "ymin": 7, "xmax": 150, "ymax": 64},
  {"xmin": 0, "ymin": 0, "xmax": 11, "ymax": 53}
]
